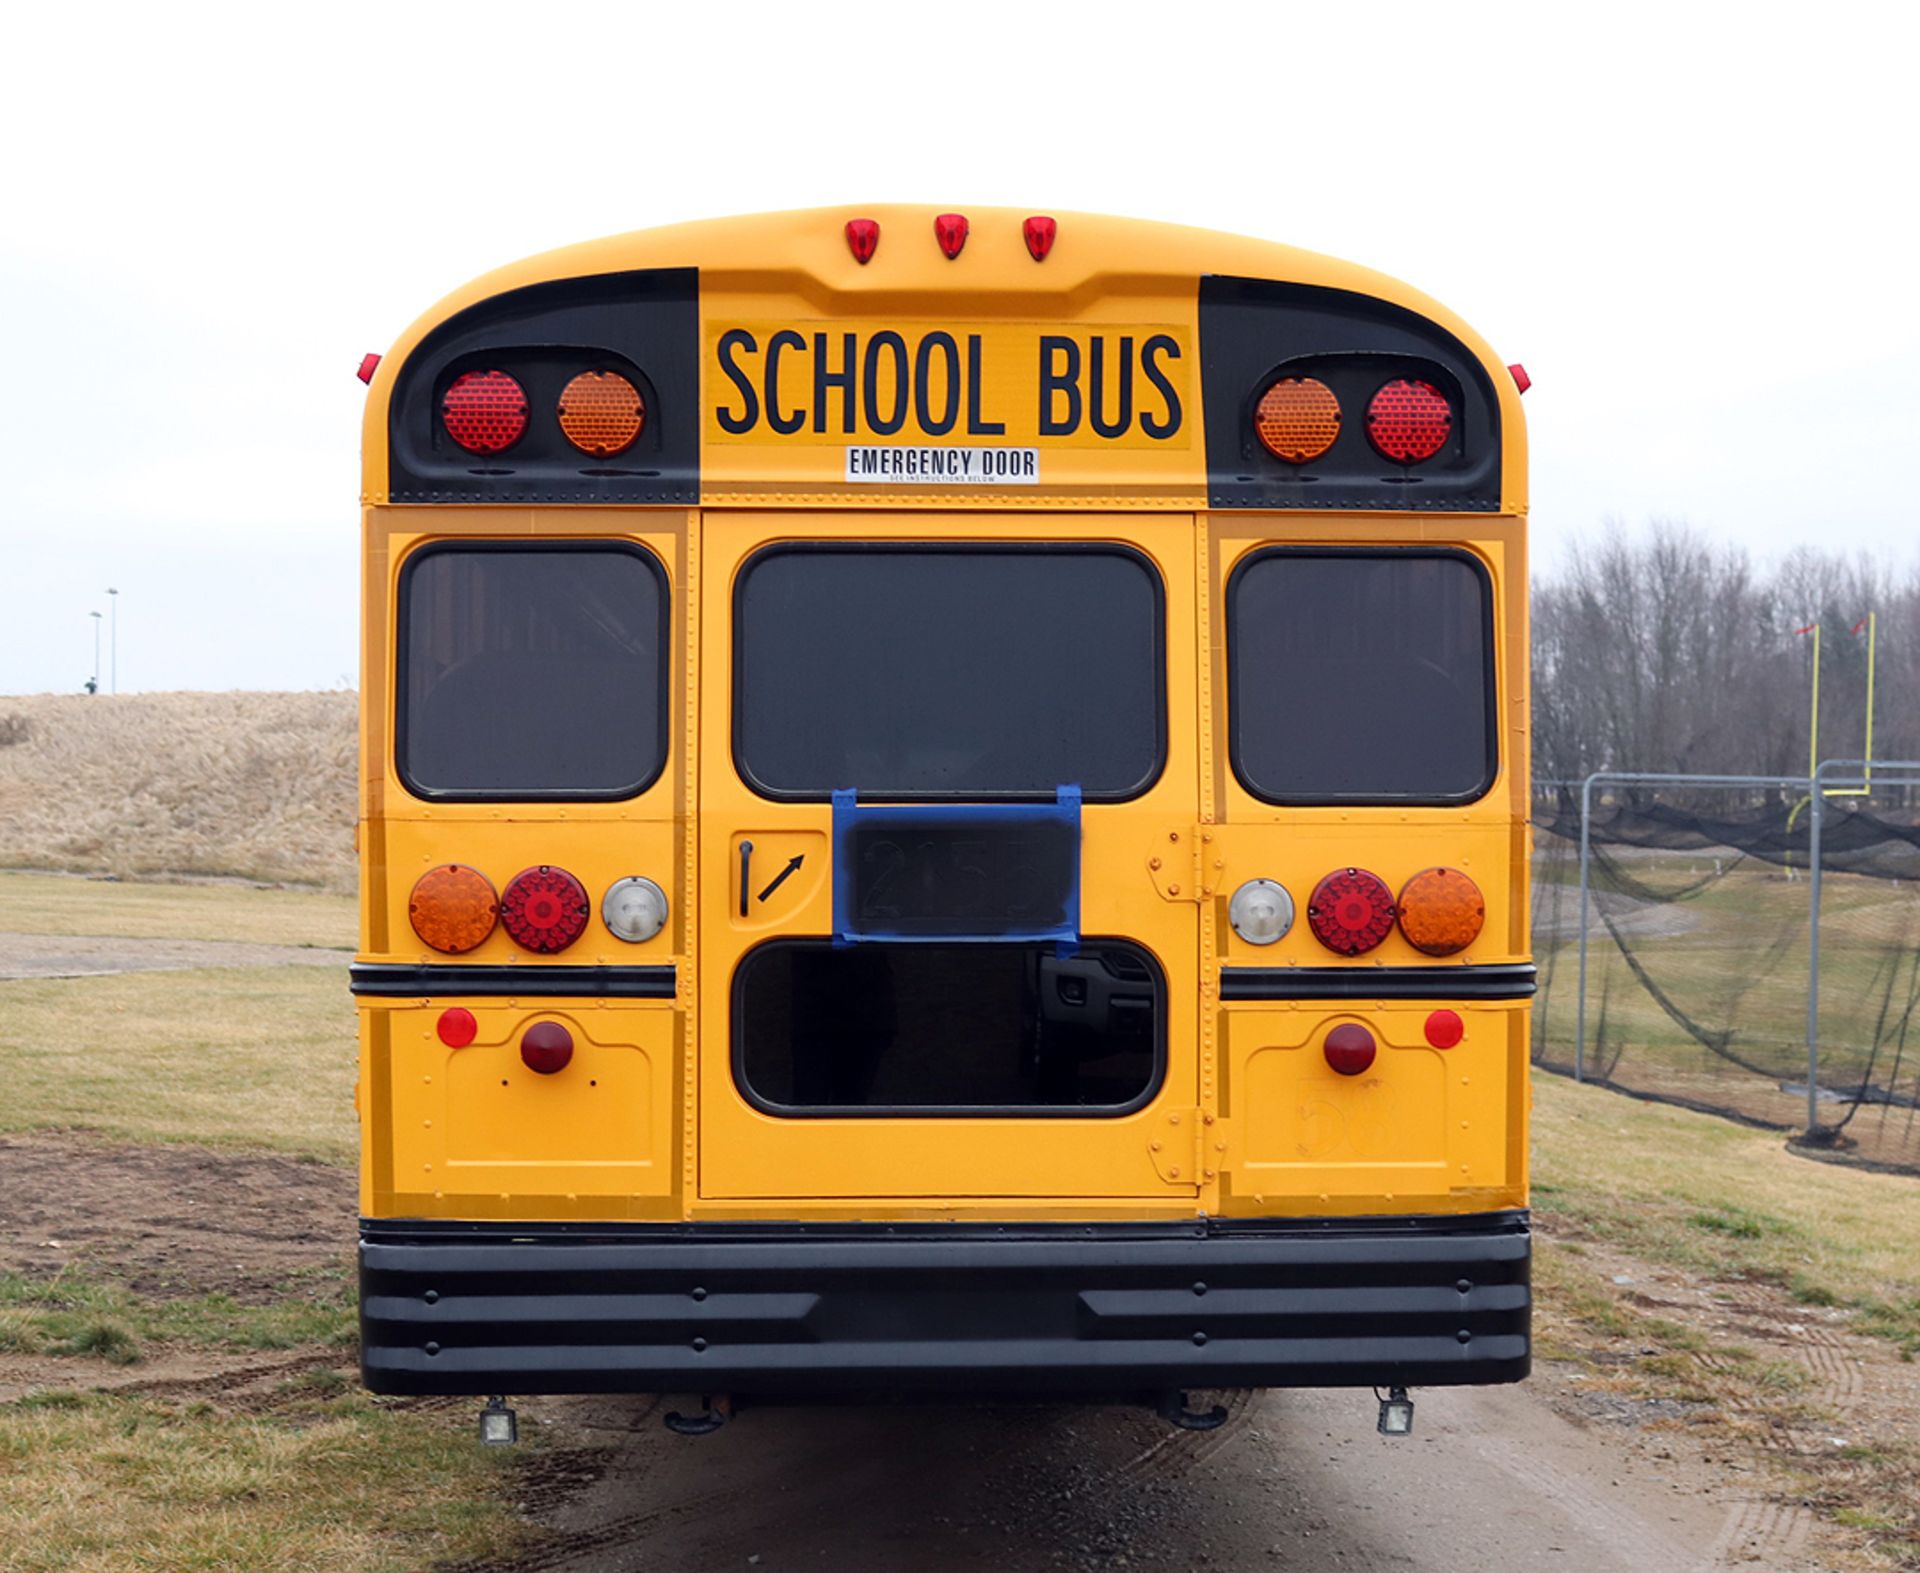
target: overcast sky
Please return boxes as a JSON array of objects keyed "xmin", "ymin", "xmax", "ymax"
[{"xmin": 3, "ymin": 2, "xmax": 1914, "ymax": 695}]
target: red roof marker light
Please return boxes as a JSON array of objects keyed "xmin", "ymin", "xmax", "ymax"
[
  {"xmin": 1508, "ymin": 363, "xmax": 1531, "ymax": 394},
  {"xmin": 1023, "ymin": 215, "xmax": 1057, "ymax": 261},
  {"xmin": 357, "ymin": 352, "xmax": 381, "ymax": 384},
  {"xmin": 934, "ymin": 213, "xmax": 969, "ymax": 259},
  {"xmin": 845, "ymin": 218, "xmax": 879, "ymax": 264}
]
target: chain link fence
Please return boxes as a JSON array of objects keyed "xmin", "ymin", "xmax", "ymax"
[{"xmin": 1532, "ymin": 772, "xmax": 1920, "ymax": 1174}]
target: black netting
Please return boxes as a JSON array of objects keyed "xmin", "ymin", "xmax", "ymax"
[{"xmin": 1533, "ymin": 784, "xmax": 1920, "ymax": 1174}]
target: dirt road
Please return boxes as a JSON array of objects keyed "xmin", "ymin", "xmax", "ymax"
[{"xmin": 457, "ymin": 1373, "xmax": 1791, "ymax": 1573}]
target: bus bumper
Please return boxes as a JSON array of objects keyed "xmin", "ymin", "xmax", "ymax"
[{"xmin": 359, "ymin": 1211, "xmax": 1529, "ymax": 1398}]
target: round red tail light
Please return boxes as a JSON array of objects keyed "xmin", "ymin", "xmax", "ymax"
[
  {"xmin": 1324, "ymin": 1023, "xmax": 1377, "ymax": 1076},
  {"xmin": 1254, "ymin": 377, "xmax": 1341, "ymax": 463},
  {"xmin": 558, "ymin": 370, "xmax": 645, "ymax": 457},
  {"xmin": 500, "ymin": 865, "xmax": 590, "ymax": 954},
  {"xmin": 1307, "ymin": 868, "xmax": 1396, "ymax": 956},
  {"xmin": 520, "ymin": 1021, "xmax": 573, "ymax": 1074},
  {"xmin": 442, "ymin": 369, "xmax": 528, "ymax": 454},
  {"xmin": 1366, "ymin": 378, "xmax": 1452, "ymax": 463}
]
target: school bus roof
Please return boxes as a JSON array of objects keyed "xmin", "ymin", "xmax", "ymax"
[{"xmin": 362, "ymin": 205, "xmax": 1525, "ymax": 512}]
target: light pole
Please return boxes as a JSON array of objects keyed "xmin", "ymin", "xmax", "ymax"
[
  {"xmin": 89, "ymin": 611, "xmax": 102, "ymax": 693},
  {"xmin": 106, "ymin": 587, "xmax": 119, "ymax": 694}
]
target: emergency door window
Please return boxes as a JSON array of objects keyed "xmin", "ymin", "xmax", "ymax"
[
  {"xmin": 398, "ymin": 543, "xmax": 668, "ymax": 799},
  {"xmin": 733, "ymin": 544, "xmax": 1164, "ymax": 800},
  {"xmin": 1228, "ymin": 548, "xmax": 1495, "ymax": 804}
]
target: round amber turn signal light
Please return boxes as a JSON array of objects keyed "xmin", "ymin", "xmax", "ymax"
[
  {"xmin": 1397, "ymin": 867, "xmax": 1485, "ymax": 956},
  {"xmin": 558, "ymin": 370, "xmax": 645, "ymax": 458},
  {"xmin": 409, "ymin": 865, "xmax": 499, "ymax": 954},
  {"xmin": 1254, "ymin": 377, "xmax": 1342, "ymax": 463}
]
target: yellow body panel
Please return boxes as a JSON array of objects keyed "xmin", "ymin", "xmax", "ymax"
[{"xmin": 355, "ymin": 207, "xmax": 1530, "ymax": 1228}]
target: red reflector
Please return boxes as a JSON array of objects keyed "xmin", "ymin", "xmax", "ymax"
[
  {"xmin": 1508, "ymin": 363, "xmax": 1531, "ymax": 395},
  {"xmin": 1425, "ymin": 1009, "xmax": 1465, "ymax": 1050},
  {"xmin": 500, "ymin": 865, "xmax": 590, "ymax": 954},
  {"xmin": 357, "ymin": 352, "xmax": 381, "ymax": 385},
  {"xmin": 845, "ymin": 218, "xmax": 879, "ymax": 264},
  {"xmin": 934, "ymin": 213, "xmax": 969, "ymax": 259},
  {"xmin": 520, "ymin": 1021, "xmax": 573, "ymax": 1075},
  {"xmin": 1307, "ymin": 868, "xmax": 1396, "ymax": 956},
  {"xmin": 1023, "ymin": 215, "xmax": 1057, "ymax": 261},
  {"xmin": 442, "ymin": 370, "xmax": 528, "ymax": 455},
  {"xmin": 1366, "ymin": 378, "xmax": 1452, "ymax": 463},
  {"xmin": 436, "ymin": 1007, "xmax": 478, "ymax": 1049},
  {"xmin": 1324, "ymin": 1023, "xmax": 1377, "ymax": 1077}
]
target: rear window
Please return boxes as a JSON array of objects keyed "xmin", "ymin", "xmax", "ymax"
[
  {"xmin": 397, "ymin": 543, "xmax": 668, "ymax": 799},
  {"xmin": 1228, "ymin": 548, "xmax": 1495, "ymax": 803},
  {"xmin": 734, "ymin": 544, "xmax": 1164, "ymax": 800}
]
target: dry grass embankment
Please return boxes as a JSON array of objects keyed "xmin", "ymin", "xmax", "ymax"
[{"xmin": 0, "ymin": 692, "xmax": 356, "ymax": 891}]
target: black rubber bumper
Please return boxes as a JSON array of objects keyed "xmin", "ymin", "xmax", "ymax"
[{"xmin": 359, "ymin": 1212, "xmax": 1530, "ymax": 1398}]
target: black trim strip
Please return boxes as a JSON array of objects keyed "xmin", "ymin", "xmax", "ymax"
[
  {"xmin": 1220, "ymin": 963, "xmax": 1535, "ymax": 1002},
  {"xmin": 350, "ymin": 962, "xmax": 676, "ymax": 999}
]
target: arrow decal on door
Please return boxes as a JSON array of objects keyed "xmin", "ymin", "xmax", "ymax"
[{"xmin": 757, "ymin": 855, "xmax": 805, "ymax": 904}]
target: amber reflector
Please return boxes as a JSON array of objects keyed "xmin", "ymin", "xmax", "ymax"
[
  {"xmin": 1366, "ymin": 378, "xmax": 1452, "ymax": 463},
  {"xmin": 501, "ymin": 865, "xmax": 590, "ymax": 954},
  {"xmin": 442, "ymin": 369, "xmax": 527, "ymax": 454},
  {"xmin": 1397, "ymin": 867, "xmax": 1485, "ymax": 956},
  {"xmin": 1307, "ymin": 868, "xmax": 1396, "ymax": 956},
  {"xmin": 1254, "ymin": 377, "xmax": 1341, "ymax": 463},
  {"xmin": 558, "ymin": 370, "xmax": 645, "ymax": 458},
  {"xmin": 409, "ymin": 865, "xmax": 499, "ymax": 954}
]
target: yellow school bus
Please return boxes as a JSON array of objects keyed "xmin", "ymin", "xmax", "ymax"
[{"xmin": 353, "ymin": 206, "xmax": 1531, "ymax": 1433}]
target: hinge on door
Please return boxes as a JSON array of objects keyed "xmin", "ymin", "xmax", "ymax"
[
  {"xmin": 1147, "ymin": 827, "xmax": 1216, "ymax": 903},
  {"xmin": 1147, "ymin": 1107, "xmax": 1230, "ymax": 1184}
]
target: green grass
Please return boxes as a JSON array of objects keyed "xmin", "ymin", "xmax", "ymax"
[
  {"xmin": 0, "ymin": 1267, "xmax": 356, "ymax": 1367},
  {"xmin": 1533, "ymin": 1072, "xmax": 1920, "ymax": 1357},
  {"xmin": 0, "ymin": 870, "xmax": 355, "ymax": 950},
  {"xmin": 0, "ymin": 1388, "xmax": 526, "ymax": 1573},
  {"xmin": 0, "ymin": 964, "xmax": 356, "ymax": 1161}
]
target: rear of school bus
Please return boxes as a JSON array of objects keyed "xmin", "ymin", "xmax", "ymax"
[{"xmin": 353, "ymin": 207, "xmax": 1531, "ymax": 1421}]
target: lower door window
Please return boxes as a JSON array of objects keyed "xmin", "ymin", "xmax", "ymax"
[{"xmin": 734, "ymin": 939, "xmax": 1164, "ymax": 1116}]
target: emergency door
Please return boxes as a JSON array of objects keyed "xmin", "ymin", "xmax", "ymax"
[{"xmin": 697, "ymin": 512, "xmax": 1201, "ymax": 1200}]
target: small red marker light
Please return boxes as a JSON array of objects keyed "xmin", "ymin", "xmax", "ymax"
[
  {"xmin": 845, "ymin": 218, "xmax": 879, "ymax": 264},
  {"xmin": 357, "ymin": 353, "xmax": 381, "ymax": 385},
  {"xmin": 1508, "ymin": 363, "xmax": 1531, "ymax": 395},
  {"xmin": 1324, "ymin": 1023, "xmax": 1377, "ymax": 1077},
  {"xmin": 1023, "ymin": 216, "xmax": 1057, "ymax": 261},
  {"xmin": 1425, "ymin": 1009, "xmax": 1465, "ymax": 1050},
  {"xmin": 520, "ymin": 1021, "xmax": 574, "ymax": 1075},
  {"xmin": 436, "ymin": 1007, "xmax": 477, "ymax": 1049},
  {"xmin": 934, "ymin": 213, "xmax": 969, "ymax": 259}
]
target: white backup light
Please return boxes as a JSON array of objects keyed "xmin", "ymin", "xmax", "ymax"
[
  {"xmin": 1228, "ymin": 878, "xmax": 1294, "ymax": 945},
  {"xmin": 602, "ymin": 876, "xmax": 669, "ymax": 943}
]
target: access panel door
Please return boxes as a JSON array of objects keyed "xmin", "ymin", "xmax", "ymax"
[{"xmin": 697, "ymin": 512, "xmax": 1201, "ymax": 1202}]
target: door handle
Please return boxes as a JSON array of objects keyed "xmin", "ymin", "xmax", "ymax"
[{"xmin": 738, "ymin": 841, "xmax": 753, "ymax": 918}]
